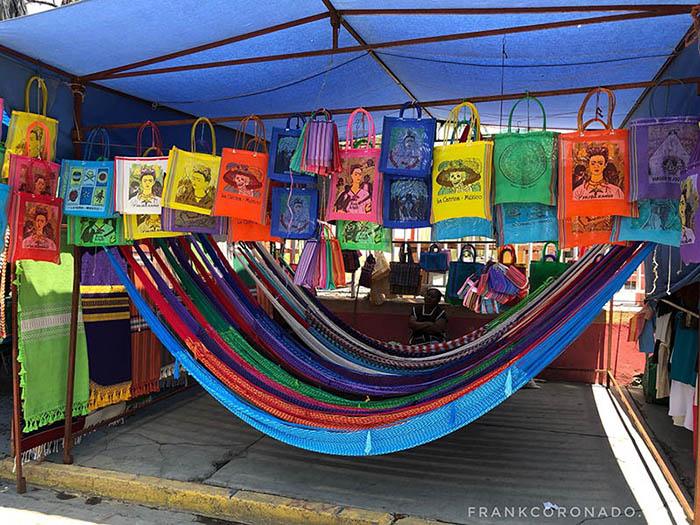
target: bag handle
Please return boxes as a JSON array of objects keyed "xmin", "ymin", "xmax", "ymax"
[
  {"xmin": 577, "ymin": 88, "xmax": 615, "ymax": 132},
  {"xmin": 649, "ymin": 78, "xmax": 693, "ymax": 117},
  {"xmin": 285, "ymin": 113, "xmax": 306, "ymax": 130},
  {"xmin": 191, "ymin": 117, "xmax": 217, "ymax": 154},
  {"xmin": 428, "ymin": 243, "xmax": 441, "ymax": 253},
  {"xmin": 25, "ymin": 76, "xmax": 48, "ymax": 115},
  {"xmin": 507, "ymin": 95, "xmax": 547, "ymax": 132},
  {"xmin": 311, "ymin": 108, "xmax": 332, "ymax": 121},
  {"xmin": 460, "ymin": 243, "xmax": 477, "ymax": 262},
  {"xmin": 234, "ymin": 115, "xmax": 267, "ymax": 154},
  {"xmin": 136, "ymin": 121, "xmax": 163, "ymax": 156},
  {"xmin": 24, "ymin": 121, "xmax": 50, "ymax": 159},
  {"xmin": 398, "ymin": 101, "xmax": 423, "ymax": 119},
  {"xmin": 83, "ymin": 127, "xmax": 111, "ymax": 161},
  {"xmin": 498, "ymin": 244, "xmax": 517, "ymax": 265},
  {"xmin": 541, "ymin": 241, "xmax": 561, "ymax": 262},
  {"xmin": 442, "ymin": 101, "xmax": 480, "ymax": 146},
  {"xmin": 346, "ymin": 108, "xmax": 376, "ymax": 150}
]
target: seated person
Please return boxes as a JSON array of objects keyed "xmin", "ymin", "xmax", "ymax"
[{"xmin": 409, "ymin": 288, "xmax": 447, "ymax": 345}]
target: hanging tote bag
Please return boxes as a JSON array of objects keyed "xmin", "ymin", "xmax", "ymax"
[
  {"xmin": 11, "ymin": 192, "xmax": 62, "ymax": 264},
  {"xmin": 611, "ymin": 199, "xmax": 681, "ymax": 247},
  {"xmin": 161, "ymin": 207, "xmax": 228, "ymax": 235},
  {"xmin": 293, "ymin": 239, "xmax": 321, "ymax": 288},
  {"xmin": 214, "ymin": 116, "xmax": 269, "ymax": 223},
  {"xmin": 270, "ymin": 185, "xmax": 318, "ymax": 240},
  {"xmin": 163, "ymin": 117, "xmax": 221, "ymax": 216},
  {"xmin": 389, "ymin": 242, "xmax": 422, "ymax": 296},
  {"xmin": 341, "ymin": 249, "xmax": 361, "ymax": 273},
  {"xmin": 228, "ymin": 220, "xmax": 280, "ymax": 242},
  {"xmin": 67, "ymin": 216, "xmax": 130, "ymax": 247},
  {"xmin": 358, "ymin": 253, "xmax": 376, "ymax": 288},
  {"xmin": 559, "ymin": 214, "xmax": 616, "ymax": 249},
  {"xmin": 2, "ymin": 76, "xmax": 59, "ymax": 181},
  {"xmin": 268, "ymin": 114, "xmax": 315, "ymax": 184},
  {"xmin": 336, "ymin": 220, "xmax": 391, "ymax": 251},
  {"xmin": 123, "ymin": 214, "xmax": 182, "ymax": 240},
  {"xmin": 432, "ymin": 217, "xmax": 493, "ymax": 241},
  {"xmin": 529, "ymin": 242, "xmax": 571, "ymax": 292},
  {"xmin": 115, "ymin": 121, "xmax": 168, "ymax": 215},
  {"xmin": 379, "ymin": 101, "xmax": 436, "ymax": 177},
  {"xmin": 327, "ymin": 108, "xmax": 383, "ymax": 222},
  {"xmin": 494, "ymin": 202, "xmax": 558, "ymax": 245},
  {"xmin": 289, "ymin": 109, "xmax": 341, "ymax": 176},
  {"xmin": 382, "ymin": 175, "xmax": 431, "ymax": 228},
  {"xmin": 8, "ymin": 121, "xmax": 60, "ymax": 200},
  {"xmin": 493, "ymin": 95, "xmax": 558, "ymax": 206},
  {"xmin": 419, "ymin": 243, "xmax": 450, "ymax": 272},
  {"xmin": 558, "ymin": 88, "xmax": 633, "ymax": 219},
  {"xmin": 680, "ymin": 138, "xmax": 700, "ymax": 262},
  {"xmin": 61, "ymin": 127, "xmax": 115, "ymax": 218},
  {"xmin": 323, "ymin": 225, "xmax": 346, "ymax": 288},
  {"xmin": 629, "ymin": 80, "xmax": 700, "ymax": 201},
  {"xmin": 431, "ymin": 102, "xmax": 493, "ymax": 223},
  {"xmin": 446, "ymin": 244, "xmax": 484, "ymax": 305}
]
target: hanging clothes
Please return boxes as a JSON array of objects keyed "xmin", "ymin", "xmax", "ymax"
[{"xmin": 655, "ymin": 311, "xmax": 673, "ymax": 399}]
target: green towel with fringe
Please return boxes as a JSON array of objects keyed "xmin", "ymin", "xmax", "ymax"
[{"xmin": 17, "ymin": 246, "xmax": 89, "ymax": 432}]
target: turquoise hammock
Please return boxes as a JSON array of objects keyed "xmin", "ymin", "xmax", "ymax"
[{"xmin": 105, "ymin": 239, "xmax": 652, "ymax": 455}]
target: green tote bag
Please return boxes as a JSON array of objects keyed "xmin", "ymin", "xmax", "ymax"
[{"xmin": 493, "ymin": 95, "xmax": 558, "ymax": 206}]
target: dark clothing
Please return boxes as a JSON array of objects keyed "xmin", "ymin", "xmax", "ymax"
[{"xmin": 409, "ymin": 304, "xmax": 447, "ymax": 345}]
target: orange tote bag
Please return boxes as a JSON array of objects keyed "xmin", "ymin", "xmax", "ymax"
[
  {"xmin": 214, "ymin": 116, "xmax": 269, "ymax": 223},
  {"xmin": 558, "ymin": 88, "xmax": 633, "ymax": 219}
]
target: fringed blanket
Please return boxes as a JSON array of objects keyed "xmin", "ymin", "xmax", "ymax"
[
  {"xmin": 80, "ymin": 248, "xmax": 132, "ymax": 411},
  {"xmin": 17, "ymin": 245, "xmax": 90, "ymax": 432}
]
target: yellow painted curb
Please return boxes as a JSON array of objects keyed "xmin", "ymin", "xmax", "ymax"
[{"xmin": 0, "ymin": 458, "xmax": 395, "ymax": 525}]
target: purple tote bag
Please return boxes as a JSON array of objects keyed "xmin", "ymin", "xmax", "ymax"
[{"xmin": 680, "ymin": 136, "xmax": 700, "ymax": 263}]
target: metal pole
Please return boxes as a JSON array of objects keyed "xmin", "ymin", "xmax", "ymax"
[
  {"xmin": 62, "ymin": 246, "xmax": 81, "ymax": 464},
  {"xmin": 606, "ymin": 298, "xmax": 614, "ymax": 388},
  {"xmin": 10, "ymin": 262, "xmax": 26, "ymax": 493}
]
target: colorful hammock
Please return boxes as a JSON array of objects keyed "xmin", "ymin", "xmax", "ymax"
[{"xmin": 104, "ymin": 237, "xmax": 652, "ymax": 455}]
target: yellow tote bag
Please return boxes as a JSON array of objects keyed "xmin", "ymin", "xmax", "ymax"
[
  {"xmin": 123, "ymin": 214, "xmax": 182, "ymax": 240},
  {"xmin": 162, "ymin": 117, "xmax": 221, "ymax": 215},
  {"xmin": 431, "ymin": 102, "xmax": 493, "ymax": 223},
  {"xmin": 2, "ymin": 76, "xmax": 59, "ymax": 181}
]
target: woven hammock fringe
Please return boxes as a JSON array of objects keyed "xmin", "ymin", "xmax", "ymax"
[
  {"xmin": 88, "ymin": 381, "xmax": 132, "ymax": 412},
  {"xmin": 14, "ymin": 435, "xmax": 83, "ymax": 470},
  {"xmin": 130, "ymin": 378, "xmax": 159, "ymax": 398}
]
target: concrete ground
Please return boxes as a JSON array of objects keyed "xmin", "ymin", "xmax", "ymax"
[
  {"xmin": 0, "ymin": 382, "xmax": 688, "ymax": 524},
  {"xmin": 0, "ymin": 480, "xmax": 244, "ymax": 524}
]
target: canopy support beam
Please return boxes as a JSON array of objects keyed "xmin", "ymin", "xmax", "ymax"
[
  {"xmin": 84, "ymin": 12, "xmax": 331, "ymax": 81},
  {"xmin": 83, "ymin": 9, "xmax": 690, "ymax": 81},
  {"xmin": 321, "ymin": 0, "xmax": 434, "ymax": 119},
  {"xmin": 338, "ymin": 5, "xmax": 693, "ymax": 16},
  {"xmin": 80, "ymin": 76, "xmax": 700, "ymax": 131}
]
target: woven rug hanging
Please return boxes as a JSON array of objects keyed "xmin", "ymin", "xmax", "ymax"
[{"xmin": 80, "ymin": 247, "xmax": 133, "ymax": 411}]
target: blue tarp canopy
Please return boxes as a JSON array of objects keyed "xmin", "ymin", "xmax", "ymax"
[{"xmin": 0, "ymin": 0, "xmax": 697, "ymax": 146}]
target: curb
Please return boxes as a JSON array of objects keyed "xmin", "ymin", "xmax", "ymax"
[{"xmin": 0, "ymin": 459, "xmax": 451, "ymax": 525}]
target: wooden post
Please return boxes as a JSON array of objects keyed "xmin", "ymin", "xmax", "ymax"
[
  {"xmin": 64, "ymin": 83, "xmax": 84, "ymax": 464},
  {"xmin": 606, "ymin": 298, "xmax": 614, "ymax": 388},
  {"xmin": 10, "ymin": 262, "xmax": 26, "ymax": 493},
  {"xmin": 62, "ymin": 246, "xmax": 81, "ymax": 464}
]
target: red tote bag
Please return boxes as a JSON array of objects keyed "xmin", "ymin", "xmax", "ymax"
[
  {"xmin": 558, "ymin": 88, "xmax": 633, "ymax": 219},
  {"xmin": 326, "ymin": 108, "xmax": 383, "ymax": 223},
  {"xmin": 11, "ymin": 192, "xmax": 63, "ymax": 264}
]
